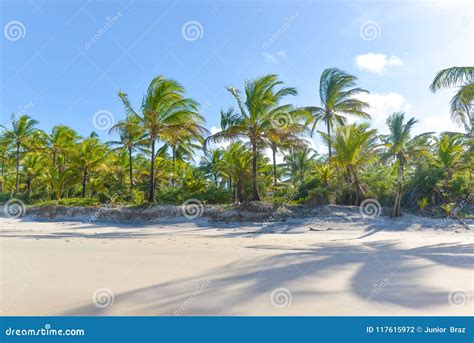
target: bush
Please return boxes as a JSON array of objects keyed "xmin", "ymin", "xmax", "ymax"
[{"xmin": 33, "ymin": 198, "xmax": 100, "ymax": 207}]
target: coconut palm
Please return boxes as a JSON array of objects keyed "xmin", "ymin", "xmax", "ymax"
[
  {"xmin": 109, "ymin": 114, "xmax": 147, "ymax": 193},
  {"xmin": 1, "ymin": 114, "xmax": 39, "ymax": 193},
  {"xmin": 23, "ymin": 152, "xmax": 47, "ymax": 200},
  {"xmin": 206, "ymin": 74, "xmax": 299, "ymax": 201},
  {"xmin": 48, "ymin": 125, "xmax": 77, "ymax": 169},
  {"xmin": 320, "ymin": 123, "xmax": 378, "ymax": 204},
  {"xmin": 381, "ymin": 112, "xmax": 432, "ymax": 217},
  {"xmin": 200, "ymin": 148, "xmax": 225, "ymax": 187},
  {"xmin": 283, "ymin": 146, "xmax": 317, "ymax": 186},
  {"xmin": 306, "ymin": 68, "xmax": 370, "ymax": 160},
  {"xmin": 160, "ymin": 128, "xmax": 207, "ymax": 187},
  {"xmin": 430, "ymin": 67, "xmax": 473, "ymax": 132},
  {"xmin": 222, "ymin": 142, "xmax": 253, "ymax": 202},
  {"xmin": 70, "ymin": 137, "xmax": 108, "ymax": 197},
  {"xmin": 118, "ymin": 76, "xmax": 205, "ymax": 202}
]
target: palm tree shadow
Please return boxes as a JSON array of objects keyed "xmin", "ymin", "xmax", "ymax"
[{"xmin": 62, "ymin": 241, "xmax": 473, "ymax": 315}]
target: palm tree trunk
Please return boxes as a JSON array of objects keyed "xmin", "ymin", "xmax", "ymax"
[
  {"xmin": 148, "ymin": 140, "xmax": 155, "ymax": 203},
  {"xmin": 326, "ymin": 121, "xmax": 332, "ymax": 161},
  {"xmin": 171, "ymin": 146, "xmax": 176, "ymax": 187},
  {"xmin": 251, "ymin": 142, "xmax": 261, "ymax": 201},
  {"xmin": 272, "ymin": 147, "xmax": 277, "ymax": 186},
  {"xmin": 393, "ymin": 157, "xmax": 403, "ymax": 217},
  {"xmin": 0, "ymin": 160, "xmax": 4, "ymax": 193},
  {"xmin": 128, "ymin": 147, "xmax": 133, "ymax": 193},
  {"xmin": 81, "ymin": 170, "xmax": 87, "ymax": 198},
  {"xmin": 27, "ymin": 178, "xmax": 32, "ymax": 200},
  {"xmin": 15, "ymin": 143, "xmax": 20, "ymax": 194}
]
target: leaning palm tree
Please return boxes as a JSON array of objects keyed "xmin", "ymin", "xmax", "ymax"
[
  {"xmin": 109, "ymin": 113, "xmax": 147, "ymax": 193},
  {"xmin": 381, "ymin": 112, "xmax": 431, "ymax": 217},
  {"xmin": 206, "ymin": 74, "xmax": 299, "ymax": 201},
  {"xmin": 118, "ymin": 76, "xmax": 205, "ymax": 202},
  {"xmin": 306, "ymin": 68, "xmax": 370, "ymax": 160},
  {"xmin": 320, "ymin": 123, "xmax": 378, "ymax": 205},
  {"xmin": 430, "ymin": 67, "xmax": 473, "ymax": 132},
  {"xmin": 1, "ymin": 114, "xmax": 39, "ymax": 193}
]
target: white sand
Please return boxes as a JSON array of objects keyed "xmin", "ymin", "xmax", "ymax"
[{"xmin": 1, "ymin": 214, "xmax": 473, "ymax": 316}]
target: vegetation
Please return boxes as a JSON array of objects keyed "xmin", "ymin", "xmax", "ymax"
[{"xmin": 0, "ymin": 68, "xmax": 472, "ymax": 217}]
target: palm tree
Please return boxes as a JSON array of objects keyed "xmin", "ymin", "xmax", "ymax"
[
  {"xmin": 23, "ymin": 152, "xmax": 46, "ymax": 200},
  {"xmin": 160, "ymin": 128, "xmax": 207, "ymax": 187},
  {"xmin": 267, "ymin": 121, "xmax": 307, "ymax": 186},
  {"xmin": 206, "ymin": 74, "xmax": 298, "ymax": 201},
  {"xmin": 48, "ymin": 125, "xmax": 77, "ymax": 170},
  {"xmin": 320, "ymin": 123, "xmax": 378, "ymax": 204},
  {"xmin": 200, "ymin": 148, "xmax": 225, "ymax": 187},
  {"xmin": 430, "ymin": 67, "xmax": 473, "ymax": 132},
  {"xmin": 283, "ymin": 146, "xmax": 317, "ymax": 186},
  {"xmin": 1, "ymin": 114, "xmax": 39, "ymax": 193},
  {"xmin": 118, "ymin": 76, "xmax": 205, "ymax": 202},
  {"xmin": 222, "ymin": 142, "xmax": 253, "ymax": 203},
  {"xmin": 109, "ymin": 113, "xmax": 147, "ymax": 193},
  {"xmin": 306, "ymin": 68, "xmax": 370, "ymax": 160},
  {"xmin": 71, "ymin": 137, "xmax": 108, "ymax": 197},
  {"xmin": 381, "ymin": 112, "xmax": 431, "ymax": 217}
]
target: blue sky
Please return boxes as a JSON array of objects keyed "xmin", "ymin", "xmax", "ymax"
[{"xmin": 0, "ymin": 0, "xmax": 472, "ymax": 155}]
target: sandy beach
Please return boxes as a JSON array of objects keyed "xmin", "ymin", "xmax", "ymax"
[{"xmin": 1, "ymin": 211, "xmax": 472, "ymax": 316}]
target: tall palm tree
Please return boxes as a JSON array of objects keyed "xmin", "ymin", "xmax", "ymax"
[
  {"xmin": 206, "ymin": 74, "xmax": 298, "ymax": 201},
  {"xmin": 306, "ymin": 68, "xmax": 370, "ymax": 160},
  {"xmin": 381, "ymin": 112, "xmax": 431, "ymax": 217},
  {"xmin": 118, "ymin": 76, "xmax": 205, "ymax": 202},
  {"xmin": 430, "ymin": 67, "xmax": 473, "ymax": 132},
  {"xmin": 109, "ymin": 113, "xmax": 147, "ymax": 193},
  {"xmin": 1, "ymin": 114, "xmax": 39, "ymax": 193},
  {"xmin": 320, "ymin": 123, "xmax": 378, "ymax": 204}
]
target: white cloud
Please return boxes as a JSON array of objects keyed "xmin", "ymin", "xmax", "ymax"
[
  {"xmin": 357, "ymin": 92, "xmax": 462, "ymax": 135},
  {"xmin": 209, "ymin": 126, "xmax": 230, "ymax": 149},
  {"xmin": 355, "ymin": 53, "xmax": 404, "ymax": 75},
  {"xmin": 262, "ymin": 50, "xmax": 287, "ymax": 64},
  {"xmin": 357, "ymin": 92, "xmax": 411, "ymax": 133}
]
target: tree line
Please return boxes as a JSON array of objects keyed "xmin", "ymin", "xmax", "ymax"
[{"xmin": 0, "ymin": 67, "xmax": 472, "ymax": 217}]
